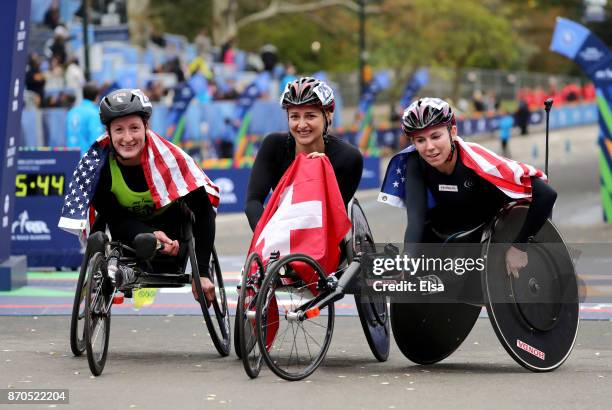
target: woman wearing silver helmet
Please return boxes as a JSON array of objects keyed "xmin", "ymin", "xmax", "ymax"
[
  {"xmin": 92, "ymin": 88, "xmax": 218, "ymax": 303},
  {"xmin": 245, "ymin": 77, "xmax": 363, "ymax": 231}
]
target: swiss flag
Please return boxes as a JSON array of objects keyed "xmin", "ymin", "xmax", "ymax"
[
  {"xmin": 246, "ymin": 154, "xmax": 352, "ymax": 347},
  {"xmin": 249, "ymin": 153, "xmax": 351, "ymax": 281}
]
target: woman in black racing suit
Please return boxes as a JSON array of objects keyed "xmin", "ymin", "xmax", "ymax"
[
  {"xmin": 398, "ymin": 97, "xmax": 557, "ymax": 278},
  {"xmin": 245, "ymin": 77, "xmax": 363, "ymax": 231}
]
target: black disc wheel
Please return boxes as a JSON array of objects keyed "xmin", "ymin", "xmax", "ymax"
[
  {"xmin": 84, "ymin": 252, "xmax": 112, "ymax": 376},
  {"xmin": 348, "ymin": 198, "xmax": 390, "ymax": 362},
  {"xmin": 256, "ymin": 254, "xmax": 335, "ymax": 381},
  {"xmin": 238, "ymin": 253, "xmax": 265, "ymax": 378}
]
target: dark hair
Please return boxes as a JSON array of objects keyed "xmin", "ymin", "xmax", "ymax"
[{"xmin": 82, "ymin": 82, "xmax": 99, "ymax": 102}]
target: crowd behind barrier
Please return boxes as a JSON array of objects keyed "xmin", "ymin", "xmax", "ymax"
[{"xmin": 20, "ymin": 101, "xmax": 599, "ymax": 155}]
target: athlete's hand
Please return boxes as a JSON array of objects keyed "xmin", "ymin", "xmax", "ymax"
[
  {"xmin": 153, "ymin": 230, "xmax": 179, "ymax": 256},
  {"xmin": 192, "ymin": 276, "xmax": 215, "ymax": 307},
  {"xmin": 506, "ymin": 246, "xmax": 528, "ymax": 279},
  {"xmin": 306, "ymin": 152, "xmax": 326, "ymax": 159}
]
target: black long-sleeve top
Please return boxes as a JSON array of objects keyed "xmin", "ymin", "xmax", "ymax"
[
  {"xmin": 403, "ymin": 147, "xmax": 557, "ymax": 250},
  {"xmin": 245, "ymin": 132, "xmax": 364, "ymax": 231}
]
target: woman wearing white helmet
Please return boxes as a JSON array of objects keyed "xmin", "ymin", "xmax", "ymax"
[
  {"xmin": 395, "ymin": 97, "xmax": 557, "ymax": 277},
  {"xmin": 245, "ymin": 77, "xmax": 363, "ymax": 231}
]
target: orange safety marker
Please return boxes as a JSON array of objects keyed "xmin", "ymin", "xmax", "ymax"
[{"xmin": 304, "ymin": 307, "xmax": 320, "ymax": 319}]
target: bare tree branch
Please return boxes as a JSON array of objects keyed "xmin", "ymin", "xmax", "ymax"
[{"xmin": 236, "ymin": 0, "xmax": 380, "ymax": 30}]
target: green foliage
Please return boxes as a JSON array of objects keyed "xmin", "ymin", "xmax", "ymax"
[
  {"xmin": 149, "ymin": 0, "xmax": 213, "ymax": 40},
  {"xmin": 237, "ymin": 8, "xmax": 358, "ymax": 73}
]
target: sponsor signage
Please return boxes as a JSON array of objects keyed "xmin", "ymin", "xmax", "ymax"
[
  {"xmin": 11, "ymin": 149, "xmax": 82, "ymax": 268},
  {"xmin": 0, "ymin": 1, "xmax": 30, "ymax": 261}
]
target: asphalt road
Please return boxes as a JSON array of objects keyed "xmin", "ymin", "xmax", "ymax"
[{"xmin": 0, "ymin": 316, "xmax": 610, "ymax": 410}]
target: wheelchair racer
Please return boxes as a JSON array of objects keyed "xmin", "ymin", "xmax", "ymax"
[
  {"xmin": 245, "ymin": 77, "xmax": 363, "ymax": 232},
  {"xmin": 381, "ymin": 97, "xmax": 557, "ymax": 278},
  {"xmin": 59, "ymin": 88, "xmax": 219, "ymax": 304}
]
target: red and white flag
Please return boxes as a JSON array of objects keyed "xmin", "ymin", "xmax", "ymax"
[
  {"xmin": 248, "ymin": 153, "xmax": 351, "ymax": 285},
  {"xmin": 245, "ymin": 154, "xmax": 352, "ymax": 347},
  {"xmin": 58, "ymin": 129, "xmax": 220, "ymax": 238}
]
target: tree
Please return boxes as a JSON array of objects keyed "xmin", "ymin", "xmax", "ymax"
[
  {"xmin": 213, "ymin": 0, "xmax": 380, "ymax": 45},
  {"xmin": 370, "ymin": 0, "xmax": 520, "ymax": 102},
  {"xmin": 149, "ymin": 0, "xmax": 213, "ymax": 41}
]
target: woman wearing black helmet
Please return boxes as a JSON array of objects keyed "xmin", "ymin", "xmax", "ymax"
[
  {"xmin": 245, "ymin": 77, "xmax": 363, "ymax": 231},
  {"xmin": 91, "ymin": 88, "xmax": 218, "ymax": 303},
  {"xmin": 381, "ymin": 97, "xmax": 557, "ymax": 277}
]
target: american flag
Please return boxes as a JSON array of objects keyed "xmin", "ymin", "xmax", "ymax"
[
  {"xmin": 378, "ymin": 136, "xmax": 546, "ymax": 209},
  {"xmin": 58, "ymin": 129, "xmax": 220, "ymax": 237}
]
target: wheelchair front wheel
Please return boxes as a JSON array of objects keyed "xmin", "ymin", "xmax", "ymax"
[
  {"xmin": 84, "ymin": 252, "xmax": 112, "ymax": 376},
  {"xmin": 70, "ymin": 252, "xmax": 90, "ymax": 356},
  {"xmin": 192, "ymin": 246, "xmax": 231, "ymax": 357},
  {"xmin": 256, "ymin": 254, "xmax": 335, "ymax": 381},
  {"xmin": 238, "ymin": 252, "xmax": 265, "ymax": 378}
]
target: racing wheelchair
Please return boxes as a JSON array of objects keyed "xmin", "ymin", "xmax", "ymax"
[
  {"xmin": 69, "ymin": 201, "xmax": 231, "ymax": 376},
  {"xmin": 390, "ymin": 202, "xmax": 579, "ymax": 372},
  {"xmin": 234, "ymin": 198, "xmax": 390, "ymax": 381}
]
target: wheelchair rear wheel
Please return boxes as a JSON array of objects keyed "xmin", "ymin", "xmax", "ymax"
[
  {"xmin": 348, "ymin": 198, "xmax": 390, "ymax": 362},
  {"xmin": 238, "ymin": 252, "xmax": 265, "ymax": 378},
  {"xmin": 256, "ymin": 254, "xmax": 335, "ymax": 381},
  {"xmin": 84, "ymin": 252, "xmax": 112, "ymax": 376},
  {"xmin": 191, "ymin": 245, "xmax": 231, "ymax": 357}
]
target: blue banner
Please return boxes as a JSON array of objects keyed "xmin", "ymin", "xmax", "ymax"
[
  {"xmin": 0, "ymin": 1, "xmax": 31, "ymax": 262},
  {"xmin": 400, "ymin": 68, "xmax": 429, "ymax": 109},
  {"xmin": 358, "ymin": 71, "xmax": 391, "ymax": 116},
  {"xmin": 359, "ymin": 156, "xmax": 381, "ymax": 190},
  {"xmin": 204, "ymin": 168, "xmax": 251, "ymax": 213},
  {"xmin": 11, "ymin": 149, "xmax": 82, "ymax": 268},
  {"xmin": 550, "ymin": 17, "xmax": 611, "ymax": 221}
]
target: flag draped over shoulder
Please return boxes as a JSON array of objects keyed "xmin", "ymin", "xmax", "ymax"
[
  {"xmin": 245, "ymin": 154, "xmax": 351, "ymax": 348},
  {"xmin": 58, "ymin": 129, "xmax": 220, "ymax": 236},
  {"xmin": 378, "ymin": 136, "xmax": 546, "ymax": 209},
  {"xmin": 248, "ymin": 154, "xmax": 352, "ymax": 282}
]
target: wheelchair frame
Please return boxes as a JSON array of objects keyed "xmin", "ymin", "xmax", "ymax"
[
  {"xmin": 235, "ymin": 198, "xmax": 390, "ymax": 381},
  {"xmin": 69, "ymin": 201, "xmax": 230, "ymax": 376}
]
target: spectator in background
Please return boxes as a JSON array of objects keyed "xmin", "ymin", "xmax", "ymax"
[
  {"xmin": 26, "ymin": 53, "xmax": 46, "ymax": 107},
  {"xmin": 149, "ymin": 26, "xmax": 167, "ymax": 48},
  {"xmin": 498, "ymin": 107, "xmax": 514, "ymax": 157},
  {"xmin": 43, "ymin": 4, "xmax": 60, "ymax": 30},
  {"xmin": 562, "ymin": 83, "xmax": 581, "ymax": 103},
  {"xmin": 260, "ymin": 44, "xmax": 279, "ymax": 73},
  {"xmin": 515, "ymin": 99, "xmax": 530, "ymax": 136},
  {"xmin": 582, "ymin": 83, "xmax": 596, "ymax": 101},
  {"xmin": 194, "ymin": 27, "xmax": 212, "ymax": 57},
  {"xmin": 485, "ymin": 90, "xmax": 500, "ymax": 113},
  {"xmin": 220, "ymin": 38, "xmax": 235, "ymax": 66},
  {"xmin": 279, "ymin": 62, "xmax": 297, "ymax": 94},
  {"xmin": 65, "ymin": 56, "xmax": 85, "ymax": 94},
  {"xmin": 472, "ymin": 89, "xmax": 486, "ymax": 113},
  {"xmin": 66, "ymin": 82, "xmax": 103, "ymax": 155},
  {"xmin": 145, "ymin": 80, "xmax": 165, "ymax": 102},
  {"xmin": 163, "ymin": 57, "xmax": 186, "ymax": 83},
  {"xmin": 48, "ymin": 25, "xmax": 69, "ymax": 65}
]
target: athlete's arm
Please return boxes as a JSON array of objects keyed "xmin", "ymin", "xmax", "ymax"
[
  {"xmin": 245, "ymin": 135, "xmax": 278, "ymax": 231},
  {"xmin": 403, "ymin": 153, "xmax": 428, "ymax": 245},
  {"xmin": 337, "ymin": 144, "xmax": 363, "ymax": 208},
  {"xmin": 512, "ymin": 177, "xmax": 557, "ymax": 250}
]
